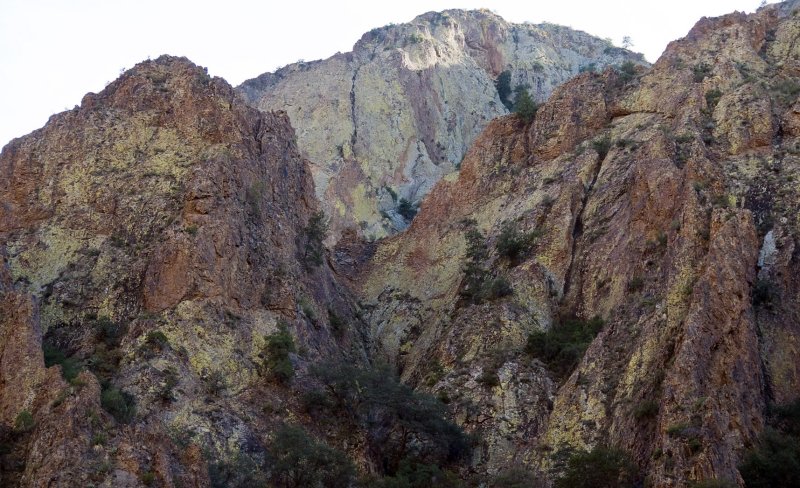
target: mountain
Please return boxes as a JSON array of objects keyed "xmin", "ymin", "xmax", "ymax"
[
  {"xmin": 2, "ymin": 2, "xmax": 800, "ymax": 487},
  {"xmin": 357, "ymin": 1, "xmax": 800, "ymax": 484},
  {"xmin": 238, "ymin": 9, "xmax": 645, "ymax": 241},
  {"xmin": 0, "ymin": 55, "xmax": 364, "ymax": 486}
]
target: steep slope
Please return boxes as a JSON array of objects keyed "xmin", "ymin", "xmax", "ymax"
[
  {"xmin": 239, "ymin": 9, "xmax": 644, "ymax": 241},
  {"xmin": 0, "ymin": 56, "xmax": 364, "ymax": 486},
  {"xmin": 357, "ymin": 2, "xmax": 800, "ymax": 485}
]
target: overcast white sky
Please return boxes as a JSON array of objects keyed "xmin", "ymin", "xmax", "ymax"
[{"xmin": 0, "ymin": 0, "xmax": 774, "ymax": 149}]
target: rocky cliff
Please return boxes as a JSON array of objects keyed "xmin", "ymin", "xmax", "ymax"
[
  {"xmin": 238, "ymin": 9, "xmax": 644, "ymax": 242},
  {"xmin": 0, "ymin": 55, "xmax": 364, "ymax": 486},
  {"xmin": 2, "ymin": 3, "xmax": 800, "ymax": 487},
  {"xmin": 357, "ymin": 2, "xmax": 800, "ymax": 486}
]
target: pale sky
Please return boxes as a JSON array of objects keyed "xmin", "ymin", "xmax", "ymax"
[{"xmin": 0, "ymin": 0, "xmax": 774, "ymax": 149}]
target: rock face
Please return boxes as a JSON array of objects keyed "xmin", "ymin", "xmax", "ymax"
[
  {"xmin": 357, "ymin": 2, "xmax": 800, "ymax": 485},
  {"xmin": 238, "ymin": 9, "xmax": 644, "ymax": 241},
  {"xmin": 3, "ymin": 3, "xmax": 800, "ymax": 487},
  {"xmin": 0, "ymin": 55, "xmax": 363, "ymax": 486}
]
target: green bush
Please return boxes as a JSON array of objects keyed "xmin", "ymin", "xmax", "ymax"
[
  {"xmin": 495, "ymin": 220, "xmax": 539, "ymax": 263},
  {"xmin": 555, "ymin": 446, "xmax": 639, "ymax": 488},
  {"xmin": 526, "ymin": 316, "xmax": 605, "ymax": 377},
  {"xmin": 14, "ymin": 410, "xmax": 34, "ymax": 433},
  {"xmin": 268, "ymin": 424, "xmax": 355, "ymax": 488},
  {"xmin": 101, "ymin": 386, "xmax": 136, "ymax": 424},
  {"xmin": 43, "ymin": 342, "xmax": 83, "ymax": 382},
  {"xmin": 263, "ymin": 322, "xmax": 296, "ymax": 384}
]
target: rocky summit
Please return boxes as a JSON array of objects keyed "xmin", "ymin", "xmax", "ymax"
[
  {"xmin": 1, "ymin": 2, "xmax": 800, "ymax": 488},
  {"xmin": 238, "ymin": 9, "xmax": 644, "ymax": 242}
]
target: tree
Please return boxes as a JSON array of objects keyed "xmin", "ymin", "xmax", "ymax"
[
  {"xmin": 460, "ymin": 222, "xmax": 513, "ymax": 303},
  {"xmin": 263, "ymin": 322, "xmax": 296, "ymax": 384},
  {"xmin": 397, "ymin": 198, "xmax": 418, "ymax": 220},
  {"xmin": 621, "ymin": 36, "xmax": 633, "ymax": 49},
  {"xmin": 303, "ymin": 211, "xmax": 328, "ymax": 267},
  {"xmin": 495, "ymin": 70, "xmax": 513, "ymax": 110},
  {"xmin": 268, "ymin": 424, "xmax": 355, "ymax": 488},
  {"xmin": 309, "ymin": 362, "xmax": 470, "ymax": 475},
  {"xmin": 513, "ymin": 86, "xmax": 538, "ymax": 123}
]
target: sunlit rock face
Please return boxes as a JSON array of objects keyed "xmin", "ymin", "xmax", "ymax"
[{"xmin": 238, "ymin": 9, "xmax": 644, "ymax": 242}]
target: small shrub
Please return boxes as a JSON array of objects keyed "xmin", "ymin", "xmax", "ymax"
[
  {"xmin": 526, "ymin": 316, "xmax": 605, "ymax": 377},
  {"xmin": 92, "ymin": 432, "xmax": 107, "ymax": 446},
  {"xmin": 592, "ymin": 137, "xmax": 612, "ymax": 160},
  {"xmin": 263, "ymin": 322, "xmax": 296, "ymax": 384},
  {"xmin": 101, "ymin": 386, "xmax": 136, "ymax": 424},
  {"xmin": 94, "ymin": 316, "xmax": 127, "ymax": 347},
  {"xmin": 478, "ymin": 370, "xmax": 501, "ymax": 388},
  {"xmin": 298, "ymin": 297, "xmax": 316, "ymax": 321},
  {"xmin": 140, "ymin": 471, "xmax": 156, "ymax": 486},
  {"xmin": 692, "ymin": 63, "xmax": 712, "ymax": 83},
  {"xmin": 705, "ymin": 88, "xmax": 722, "ymax": 110},
  {"xmin": 144, "ymin": 330, "xmax": 169, "ymax": 349},
  {"xmin": 666, "ymin": 423, "xmax": 690, "ymax": 436},
  {"xmin": 555, "ymin": 446, "xmax": 640, "ymax": 488},
  {"xmin": 627, "ymin": 276, "xmax": 645, "ymax": 293},
  {"xmin": 495, "ymin": 220, "xmax": 539, "ymax": 264},
  {"xmin": 185, "ymin": 224, "xmax": 198, "ymax": 235},
  {"xmin": 159, "ymin": 373, "xmax": 180, "ymax": 403},
  {"xmin": 245, "ymin": 180, "xmax": 266, "ymax": 216},
  {"xmin": 328, "ymin": 309, "xmax": 346, "ymax": 337},
  {"xmin": 43, "ymin": 342, "xmax": 83, "ymax": 382},
  {"xmin": 14, "ymin": 410, "xmax": 34, "ymax": 433},
  {"xmin": 633, "ymin": 400, "xmax": 659, "ymax": 420},
  {"xmin": 397, "ymin": 198, "xmax": 418, "ymax": 220},
  {"xmin": 616, "ymin": 61, "xmax": 638, "ymax": 83}
]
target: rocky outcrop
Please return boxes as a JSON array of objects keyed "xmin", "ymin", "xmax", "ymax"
[
  {"xmin": 0, "ymin": 55, "xmax": 363, "ymax": 486},
  {"xmin": 357, "ymin": 2, "xmax": 800, "ymax": 485},
  {"xmin": 239, "ymin": 9, "xmax": 644, "ymax": 241}
]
